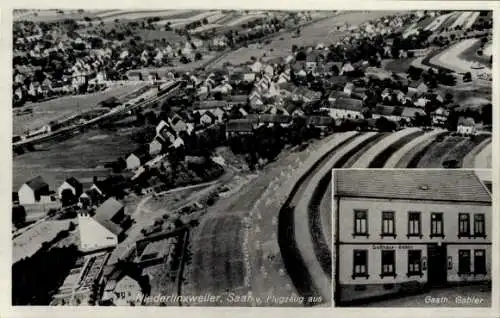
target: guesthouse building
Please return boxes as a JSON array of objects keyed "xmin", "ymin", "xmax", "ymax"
[{"xmin": 334, "ymin": 170, "xmax": 492, "ymax": 304}]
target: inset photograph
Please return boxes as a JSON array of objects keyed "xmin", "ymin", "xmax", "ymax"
[{"xmin": 333, "ymin": 169, "xmax": 492, "ymax": 307}]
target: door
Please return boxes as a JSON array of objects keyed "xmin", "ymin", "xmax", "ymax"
[{"xmin": 427, "ymin": 244, "xmax": 447, "ymax": 286}]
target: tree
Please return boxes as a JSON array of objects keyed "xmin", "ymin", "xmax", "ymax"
[
  {"xmin": 481, "ymin": 103, "xmax": 492, "ymax": 125},
  {"xmin": 296, "ymin": 51, "xmax": 307, "ymax": 61},
  {"xmin": 12, "ymin": 205, "xmax": 26, "ymax": 228},
  {"xmin": 463, "ymin": 72, "xmax": 472, "ymax": 82},
  {"xmin": 194, "ymin": 52, "xmax": 202, "ymax": 61}
]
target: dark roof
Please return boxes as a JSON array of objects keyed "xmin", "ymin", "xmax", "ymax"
[
  {"xmin": 258, "ymin": 114, "xmax": 292, "ymax": 124},
  {"xmin": 194, "ymin": 100, "xmax": 229, "ymax": 109},
  {"xmin": 458, "ymin": 116, "xmax": 475, "ymax": 126},
  {"xmin": 201, "ymin": 111, "xmax": 218, "ymax": 120},
  {"xmin": 226, "ymin": 119, "xmax": 255, "ymax": 132},
  {"xmin": 329, "ymin": 91, "xmax": 350, "ymax": 100},
  {"xmin": 227, "ymin": 95, "xmax": 249, "ymax": 103},
  {"xmin": 94, "ymin": 198, "xmax": 125, "ymax": 236},
  {"xmin": 409, "ymin": 79, "xmax": 427, "ymax": 89},
  {"xmin": 65, "ymin": 177, "xmax": 82, "ymax": 190},
  {"xmin": 332, "ymin": 97, "xmax": 363, "ymax": 111},
  {"xmin": 82, "ymin": 188, "xmax": 102, "ymax": 201},
  {"xmin": 373, "ymin": 104, "xmax": 397, "ymax": 116},
  {"xmin": 306, "ymin": 116, "xmax": 334, "ymax": 127},
  {"xmin": 25, "ymin": 176, "xmax": 49, "ymax": 191},
  {"xmin": 335, "ymin": 170, "xmax": 491, "ymax": 203}
]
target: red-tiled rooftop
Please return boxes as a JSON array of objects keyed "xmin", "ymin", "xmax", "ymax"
[{"xmin": 334, "ymin": 170, "xmax": 491, "ymax": 203}]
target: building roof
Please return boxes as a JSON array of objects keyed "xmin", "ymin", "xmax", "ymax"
[
  {"xmin": 332, "ymin": 97, "xmax": 363, "ymax": 112},
  {"xmin": 64, "ymin": 177, "xmax": 82, "ymax": 190},
  {"xmin": 258, "ymin": 114, "xmax": 292, "ymax": 124},
  {"xmin": 306, "ymin": 116, "xmax": 334, "ymax": 127},
  {"xmin": 458, "ymin": 116, "xmax": 475, "ymax": 127},
  {"xmin": 226, "ymin": 119, "xmax": 255, "ymax": 132},
  {"xmin": 94, "ymin": 198, "xmax": 125, "ymax": 236},
  {"xmin": 334, "ymin": 170, "xmax": 491, "ymax": 203},
  {"xmin": 24, "ymin": 176, "xmax": 49, "ymax": 192}
]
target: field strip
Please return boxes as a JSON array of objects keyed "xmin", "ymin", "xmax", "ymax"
[
  {"xmin": 155, "ymin": 11, "xmax": 220, "ymax": 26},
  {"xmin": 450, "ymin": 11, "xmax": 473, "ymax": 29},
  {"xmin": 425, "ymin": 12, "xmax": 454, "ymax": 31},
  {"xmin": 483, "ymin": 43, "xmax": 492, "ymax": 57},
  {"xmin": 462, "ymin": 137, "xmax": 492, "ymax": 168},
  {"xmin": 226, "ymin": 13, "xmax": 267, "ymax": 26},
  {"xmin": 464, "ymin": 11, "xmax": 481, "ymax": 29},
  {"xmin": 474, "ymin": 142, "xmax": 492, "ymax": 169},
  {"xmin": 350, "ymin": 128, "xmax": 421, "ymax": 168},
  {"xmin": 293, "ymin": 133, "xmax": 376, "ymax": 301},
  {"xmin": 384, "ymin": 129, "xmax": 446, "ymax": 168},
  {"xmin": 99, "ymin": 10, "xmax": 193, "ymax": 21}
]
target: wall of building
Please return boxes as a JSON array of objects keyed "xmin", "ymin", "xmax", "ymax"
[
  {"xmin": 18, "ymin": 184, "xmax": 35, "ymax": 204},
  {"xmin": 337, "ymin": 197, "xmax": 491, "ymax": 244},
  {"xmin": 447, "ymin": 244, "xmax": 492, "ymax": 282}
]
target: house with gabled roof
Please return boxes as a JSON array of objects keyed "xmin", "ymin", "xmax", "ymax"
[
  {"xmin": 58, "ymin": 177, "xmax": 83, "ymax": 200},
  {"xmin": 327, "ymin": 97, "xmax": 364, "ymax": 120},
  {"xmin": 18, "ymin": 176, "xmax": 50, "ymax": 205},
  {"xmin": 408, "ymin": 80, "xmax": 429, "ymax": 95},
  {"xmin": 457, "ymin": 117, "xmax": 476, "ymax": 136},
  {"xmin": 126, "ymin": 148, "xmax": 151, "ymax": 171}
]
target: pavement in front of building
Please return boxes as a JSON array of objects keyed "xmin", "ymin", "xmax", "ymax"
[{"xmin": 360, "ymin": 284, "xmax": 491, "ymax": 307}]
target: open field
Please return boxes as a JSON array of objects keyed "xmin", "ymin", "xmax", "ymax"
[
  {"xmin": 13, "ymin": 128, "xmax": 141, "ymax": 190},
  {"xmin": 429, "ymin": 39, "xmax": 492, "ymax": 77},
  {"xmin": 13, "ymin": 9, "xmax": 102, "ymax": 23},
  {"xmin": 211, "ymin": 11, "xmax": 395, "ymax": 67},
  {"xmin": 13, "ymin": 83, "xmax": 147, "ymax": 136},
  {"xmin": 458, "ymin": 38, "xmax": 492, "ymax": 67},
  {"xmin": 416, "ymin": 134, "xmax": 490, "ymax": 168},
  {"xmin": 98, "ymin": 10, "xmax": 202, "ymax": 22}
]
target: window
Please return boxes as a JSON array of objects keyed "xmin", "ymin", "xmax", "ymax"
[
  {"xmin": 381, "ymin": 250, "xmax": 396, "ymax": 278},
  {"xmin": 473, "ymin": 214, "xmax": 486, "ymax": 238},
  {"xmin": 430, "ymin": 213, "xmax": 444, "ymax": 238},
  {"xmin": 458, "ymin": 213, "xmax": 470, "ymax": 237},
  {"xmin": 353, "ymin": 210, "xmax": 369, "ymax": 237},
  {"xmin": 458, "ymin": 250, "xmax": 471, "ymax": 275},
  {"xmin": 474, "ymin": 250, "xmax": 486, "ymax": 274},
  {"xmin": 407, "ymin": 250, "xmax": 423, "ymax": 277},
  {"xmin": 381, "ymin": 211, "xmax": 396, "ymax": 238},
  {"xmin": 352, "ymin": 250, "xmax": 369, "ymax": 279},
  {"xmin": 407, "ymin": 212, "xmax": 422, "ymax": 238}
]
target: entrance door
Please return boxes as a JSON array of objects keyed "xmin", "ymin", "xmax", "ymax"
[{"xmin": 427, "ymin": 244, "xmax": 447, "ymax": 286}]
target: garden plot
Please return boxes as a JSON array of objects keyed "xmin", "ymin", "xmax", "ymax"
[
  {"xmin": 225, "ymin": 13, "xmax": 267, "ymax": 26},
  {"xmin": 424, "ymin": 12, "xmax": 455, "ymax": 32}
]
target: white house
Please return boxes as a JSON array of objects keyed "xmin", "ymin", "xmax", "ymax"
[
  {"xmin": 57, "ymin": 177, "xmax": 83, "ymax": 200},
  {"xmin": 327, "ymin": 97, "xmax": 364, "ymax": 120},
  {"xmin": 457, "ymin": 117, "xmax": 476, "ymax": 136},
  {"xmin": 250, "ymin": 61, "xmax": 263, "ymax": 73},
  {"xmin": 78, "ymin": 211, "xmax": 118, "ymax": 252},
  {"xmin": 149, "ymin": 137, "xmax": 164, "ymax": 156},
  {"xmin": 112, "ymin": 275, "xmax": 142, "ymax": 306},
  {"xmin": 18, "ymin": 176, "xmax": 50, "ymax": 205}
]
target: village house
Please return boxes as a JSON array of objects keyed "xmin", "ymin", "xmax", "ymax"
[
  {"xmin": 149, "ymin": 136, "xmax": 165, "ymax": 156},
  {"xmin": 18, "ymin": 176, "xmax": 51, "ymax": 205},
  {"xmin": 372, "ymin": 104, "xmax": 404, "ymax": 123},
  {"xmin": 79, "ymin": 188, "xmax": 102, "ymax": 209},
  {"xmin": 334, "ymin": 170, "xmax": 491, "ymax": 304},
  {"xmin": 226, "ymin": 119, "xmax": 258, "ymax": 138},
  {"xmin": 58, "ymin": 177, "xmax": 83, "ymax": 200},
  {"xmin": 104, "ymin": 275, "xmax": 143, "ymax": 306},
  {"xmin": 306, "ymin": 115, "xmax": 334, "ymax": 131},
  {"xmin": 457, "ymin": 117, "xmax": 476, "ymax": 136},
  {"xmin": 408, "ymin": 80, "xmax": 429, "ymax": 96},
  {"xmin": 327, "ymin": 97, "xmax": 364, "ymax": 120},
  {"xmin": 126, "ymin": 149, "xmax": 151, "ymax": 171},
  {"xmin": 78, "ymin": 197, "xmax": 129, "ymax": 252},
  {"xmin": 343, "ymin": 82, "xmax": 354, "ymax": 96},
  {"xmin": 431, "ymin": 107, "xmax": 450, "ymax": 126},
  {"xmin": 200, "ymin": 111, "xmax": 219, "ymax": 126}
]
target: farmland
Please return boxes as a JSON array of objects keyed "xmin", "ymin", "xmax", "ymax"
[
  {"xmin": 211, "ymin": 11, "xmax": 396, "ymax": 68},
  {"xmin": 13, "ymin": 82, "xmax": 147, "ymax": 136},
  {"xmin": 12, "ymin": 127, "xmax": 141, "ymax": 190}
]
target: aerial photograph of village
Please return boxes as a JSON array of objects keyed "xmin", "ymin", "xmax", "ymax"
[{"xmin": 11, "ymin": 9, "xmax": 493, "ymax": 307}]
